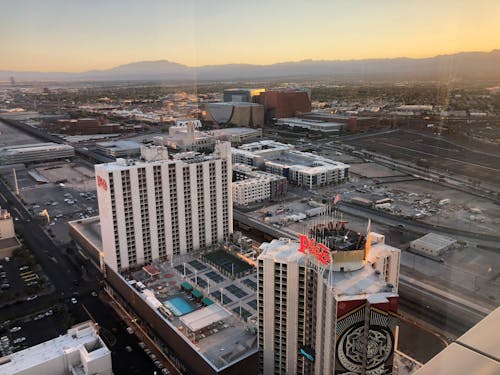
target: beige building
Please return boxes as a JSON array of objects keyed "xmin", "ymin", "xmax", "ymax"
[
  {"xmin": 0, "ymin": 321, "xmax": 112, "ymax": 375},
  {"xmin": 0, "ymin": 207, "xmax": 21, "ymax": 259}
]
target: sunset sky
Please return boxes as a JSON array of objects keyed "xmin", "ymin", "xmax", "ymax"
[{"xmin": 1, "ymin": 0, "xmax": 499, "ymax": 72}]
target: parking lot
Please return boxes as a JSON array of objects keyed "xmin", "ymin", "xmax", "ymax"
[
  {"xmin": 1, "ymin": 161, "xmax": 99, "ymax": 244},
  {"xmin": 0, "ymin": 306, "xmax": 65, "ymax": 355},
  {"xmin": 0, "ymin": 251, "xmax": 50, "ymax": 307}
]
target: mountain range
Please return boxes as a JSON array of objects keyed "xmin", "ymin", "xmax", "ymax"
[{"xmin": 2, "ymin": 50, "xmax": 499, "ymax": 82}]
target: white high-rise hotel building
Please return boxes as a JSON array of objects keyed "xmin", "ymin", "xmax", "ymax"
[
  {"xmin": 95, "ymin": 143, "xmax": 233, "ymax": 272},
  {"xmin": 258, "ymin": 226, "xmax": 401, "ymax": 375}
]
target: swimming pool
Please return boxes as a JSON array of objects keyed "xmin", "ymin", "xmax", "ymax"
[{"xmin": 164, "ymin": 296, "xmax": 195, "ymax": 316}]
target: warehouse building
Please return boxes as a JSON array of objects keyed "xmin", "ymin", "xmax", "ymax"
[
  {"xmin": 409, "ymin": 233, "xmax": 457, "ymax": 258},
  {"xmin": 276, "ymin": 117, "xmax": 346, "ymax": 133},
  {"xmin": 0, "ymin": 143, "xmax": 75, "ymax": 165}
]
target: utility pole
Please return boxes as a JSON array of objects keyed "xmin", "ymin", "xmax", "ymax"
[{"xmin": 12, "ymin": 168, "xmax": 19, "ymax": 196}]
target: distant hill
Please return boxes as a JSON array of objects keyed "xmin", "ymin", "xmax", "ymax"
[{"xmin": 2, "ymin": 50, "xmax": 500, "ymax": 82}]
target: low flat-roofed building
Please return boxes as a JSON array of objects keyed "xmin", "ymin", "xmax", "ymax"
[
  {"xmin": 0, "ymin": 143, "xmax": 74, "ymax": 165},
  {"xmin": 96, "ymin": 140, "xmax": 142, "ymax": 158},
  {"xmin": 208, "ymin": 128, "xmax": 262, "ymax": 145},
  {"xmin": 276, "ymin": 117, "xmax": 346, "ymax": 133},
  {"xmin": 0, "ymin": 321, "xmax": 112, "ymax": 375},
  {"xmin": 409, "ymin": 233, "xmax": 457, "ymax": 258}
]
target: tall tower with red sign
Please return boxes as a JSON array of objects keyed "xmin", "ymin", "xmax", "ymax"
[{"xmin": 257, "ymin": 224, "xmax": 400, "ymax": 375}]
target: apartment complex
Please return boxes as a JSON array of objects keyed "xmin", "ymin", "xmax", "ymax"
[
  {"xmin": 95, "ymin": 143, "xmax": 233, "ymax": 272},
  {"xmin": 232, "ymin": 163, "xmax": 287, "ymax": 207},
  {"xmin": 232, "ymin": 140, "xmax": 349, "ymax": 189},
  {"xmin": 257, "ymin": 226, "xmax": 400, "ymax": 374},
  {"xmin": 0, "ymin": 321, "xmax": 112, "ymax": 375}
]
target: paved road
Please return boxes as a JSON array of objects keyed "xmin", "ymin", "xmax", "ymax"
[{"xmin": 0, "ymin": 179, "xmax": 164, "ymax": 374}]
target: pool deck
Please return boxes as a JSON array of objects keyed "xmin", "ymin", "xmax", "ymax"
[{"xmin": 125, "ymin": 251, "xmax": 258, "ymax": 370}]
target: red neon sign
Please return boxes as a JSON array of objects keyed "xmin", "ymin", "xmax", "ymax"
[
  {"xmin": 298, "ymin": 235, "xmax": 332, "ymax": 265},
  {"xmin": 97, "ymin": 176, "xmax": 107, "ymax": 191}
]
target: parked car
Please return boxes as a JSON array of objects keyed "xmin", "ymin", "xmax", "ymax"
[
  {"xmin": 13, "ymin": 337, "xmax": 26, "ymax": 344},
  {"xmin": 71, "ymin": 298, "xmax": 77, "ymax": 304},
  {"xmin": 9, "ymin": 327, "xmax": 21, "ymax": 333}
]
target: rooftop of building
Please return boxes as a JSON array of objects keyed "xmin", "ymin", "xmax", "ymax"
[
  {"xmin": 95, "ymin": 140, "xmax": 142, "ymax": 150},
  {"xmin": 235, "ymin": 140, "xmax": 292, "ymax": 155},
  {"xmin": 0, "ymin": 142, "xmax": 74, "ymax": 153},
  {"xmin": 120, "ymin": 251, "xmax": 258, "ymax": 371},
  {"xmin": 265, "ymin": 150, "xmax": 349, "ymax": 173},
  {"xmin": 68, "ymin": 216, "xmax": 259, "ymax": 371},
  {"xmin": 277, "ymin": 117, "xmax": 345, "ymax": 127},
  {"xmin": 258, "ymin": 235, "xmax": 398, "ymax": 300},
  {"xmin": 208, "ymin": 102, "xmax": 263, "ymax": 107},
  {"xmin": 208, "ymin": 128, "xmax": 262, "ymax": 136},
  {"xmin": 410, "ymin": 232, "xmax": 457, "ymax": 249},
  {"xmin": 68, "ymin": 215, "xmax": 103, "ymax": 250},
  {"xmin": 95, "ymin": 143, "xmax": 230, "ymax": 171},
  {"xmin": 0, "ymin": 321, "xmax": 110, "ymax": 375},
  {"xmin": 301, "ymin": 112, "xmax": 375, "ymax": 120}
]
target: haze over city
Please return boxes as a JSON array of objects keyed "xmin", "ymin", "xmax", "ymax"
[
  {"xmin": 1, "ymin": 0, "xmax": 500, "ymax": 71},
  {"xmin": 0, "ymin": 2, "xmax": 498, "ymax": 375}
]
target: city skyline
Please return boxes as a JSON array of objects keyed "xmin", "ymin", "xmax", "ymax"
[{"xmin": 1, "ymin": 0, "xmax": 499, "ymax": 72}]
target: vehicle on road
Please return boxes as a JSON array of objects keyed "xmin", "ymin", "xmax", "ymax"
[
  {"xmin": 71, "ymin": 297, "xmax": 77, "ymax": 304},
  {"xmin": 26, "ymin": 295, "xmax": 38, "ymax": 301},
  {"xmin": 125, "ymin": 346, "xmax": 133, "ymax": 352},
  {"xmin": 9, "ymin": 327, "xmax": 21, "ymax": 333}
]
